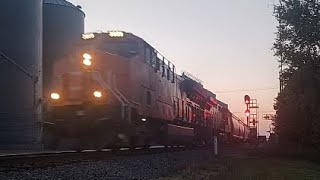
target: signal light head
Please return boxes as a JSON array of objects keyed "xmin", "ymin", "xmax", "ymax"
[
  {"xmin": 245, "ymin": 109, "xmax": 250, "ymax": 117},
  {"xmin": 244, "ymin": 95, "xmax": 250, "ymax": 104}
]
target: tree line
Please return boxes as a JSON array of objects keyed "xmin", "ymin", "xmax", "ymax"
[{"xmin": 273, "ymin": 0, "xmax": 320, "ymax": 149}]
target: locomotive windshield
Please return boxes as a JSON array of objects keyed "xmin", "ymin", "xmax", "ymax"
[{"xmin": 102, "ymin": 41, "xmax": 138, "ymax": 58}]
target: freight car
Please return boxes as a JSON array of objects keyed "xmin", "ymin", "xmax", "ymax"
[{"xmin": 43, "ymin": 31, "xmax": 249, "ymax": 150}]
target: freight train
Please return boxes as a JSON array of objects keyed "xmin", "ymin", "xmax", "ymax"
[{"xmin": 43, "ymin": 31, "xmax": 250, "ymax": 150}]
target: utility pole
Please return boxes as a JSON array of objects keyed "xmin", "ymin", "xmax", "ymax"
[{"xmin": 280, "ymin": 54, "xmax": 283, "ymax": 93}]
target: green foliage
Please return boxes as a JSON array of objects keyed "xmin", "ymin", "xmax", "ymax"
[{"xmin": 274, "ymin": 0, "xmax": 320, "ymax": 148}]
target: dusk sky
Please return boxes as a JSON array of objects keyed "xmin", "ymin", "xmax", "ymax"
[{"xmin": 69, "ymin": 0, "xmax": 279, "ymax": 136}]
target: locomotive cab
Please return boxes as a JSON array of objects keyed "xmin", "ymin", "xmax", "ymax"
[{"xmin": 43, "ymin": 32, "xmax": 139, "ymax": 149}]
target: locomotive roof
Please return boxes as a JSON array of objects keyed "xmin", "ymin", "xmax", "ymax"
[
  {"xmin": 82, "ymin": 31, "xmax": 176, "ymax": 72},
  {"xmin": 217, "ymin": 99, "xmax": 228, "ymax": 109},
  {"xmin": 82, "ymin": 31, "xmax": 139, "ymax": 41}
]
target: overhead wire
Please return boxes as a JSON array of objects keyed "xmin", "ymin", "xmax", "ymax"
[{"xmin": 215, "ymin": 87, "xmax": 278, "ymax": 94}]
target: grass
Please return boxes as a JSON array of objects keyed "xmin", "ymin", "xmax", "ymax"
[{"xmin": 157, "ymin": 154, "xmax": 320, "ymax": 180}]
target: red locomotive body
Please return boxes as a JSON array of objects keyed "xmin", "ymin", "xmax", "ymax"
[{"xmin": 43, "ymin": 31, "xmax": 249, "ymax": 150}]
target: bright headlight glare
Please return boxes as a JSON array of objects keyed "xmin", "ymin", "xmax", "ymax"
[
  {"xmin": 93, "ymin": 91, "xmax": 102, "ymax": 98},
  {"xmin": 108, "ymin": 31, "xmax": 124, "ymax": 37},
  {"xmin": 51, "ymin": 93, "xmax": 60, "ymax": 100},
  {"xmin": 82, "ymin": 33, "xmax": 95, "ymax": 40},
  {"xmin": 83, "ymin": 59, "xmax": 92, "ymax": 66},
  {"xmin": 83, "ymin": 53, "xmax": 92, "ymax": 60}
]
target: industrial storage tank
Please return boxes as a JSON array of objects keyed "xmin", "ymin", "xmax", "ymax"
[
  {"xmin": 0, "ymin": 0, "xmax": 43, "ymax": 149},
  {"xmin": 43, "ymin": 0, "xmax": 85, "ymax": 99}
]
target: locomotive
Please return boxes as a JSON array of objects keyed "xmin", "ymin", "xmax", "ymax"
[{"xmin": 43, "ymin": 31, "xmax": 250, "ymax": 150}]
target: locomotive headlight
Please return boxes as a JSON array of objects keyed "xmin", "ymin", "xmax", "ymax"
[
  {"xmin": 93, "ymin": 91, "xmax": 102, "ymax": 98},
  {"xmin": 83, "ymin": 53, "xmax": 92, "ymax": 60},
  {"xmin": 82, "ymin": 53, "xmax": 92, "ymax": 66},
  {"xmin": 83, "ymin": 59, "xmax": 92, "ymax": 66},
  {"xmin": 50, "ymin": 93, "xmax": 60, "ymax": 100}
]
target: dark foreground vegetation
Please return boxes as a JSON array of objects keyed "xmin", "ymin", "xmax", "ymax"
[
  {"xmin": 158, "ymin": 144, "xmax": 320, "ymax": 180},
  {"xmin": 158, "ymin": 155, "xmax": 320, "ymax": 180},
  {"xmin": 273, "ymin": 0, "xmax": 320, "ymax": 149}
]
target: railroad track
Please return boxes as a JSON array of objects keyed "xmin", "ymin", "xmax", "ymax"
[{"xmin": 0, "ymin": 145, "xmax": 210, "ymax": 172}]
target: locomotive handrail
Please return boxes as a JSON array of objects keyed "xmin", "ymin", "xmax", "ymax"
[
  {"xmin": 231, "ymin": 113, "xmax": 249, "ymax": 127},
  {"xmin": 114, "ymin": 88, "xmax": 130, "ymax": 104},
  {"xmin": 91, "ymin": 72, "xmax": 127, "ymax": 104},
  {"xmin": 91, "ymin": 72, "xmax": 131, "ymax": 122},
  {"xmin": 181, "ymin": 70, "xmax": 203, "ymax": 84}
]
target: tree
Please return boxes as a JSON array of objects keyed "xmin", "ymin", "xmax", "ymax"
[
  {"xmin": 274, "ymin": 0, "xmax": 320, "ymax": 83},
  {"xmin": 274, "ymin": 67, "xmax": 320, "ymax": 145},
  {"xmin": 273, "ymin": 0, "xmax": 320, "ymax": 148}
]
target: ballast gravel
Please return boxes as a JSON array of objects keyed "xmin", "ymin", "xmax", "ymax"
[{"xmin": 0, "ymin": 149, "xmax": 214, "ymax": 180}]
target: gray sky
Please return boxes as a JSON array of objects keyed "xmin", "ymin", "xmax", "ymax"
[{"xmin": 69, "ymin": 0, "xmax": 278, "ymax": 135}]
